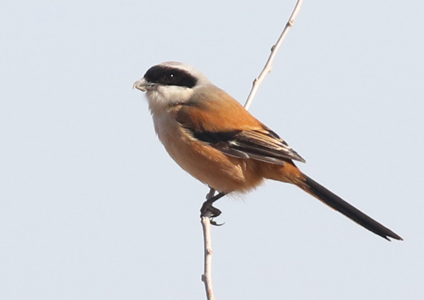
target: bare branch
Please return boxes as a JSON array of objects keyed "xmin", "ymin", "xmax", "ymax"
[
  {"xmin": 200, "ymin": 2, "xmax": 304, "ymax": 299},
  {"xmin": 201, "ymin": 188, "xmax": 216, "ymax": 300},
  {"xmin": 244, "ymin": 0, "xmax": 304, "ymax": 111},
  {"xmin": 201, "ymin": 214, "xmax": 216, "ymax": 300}
]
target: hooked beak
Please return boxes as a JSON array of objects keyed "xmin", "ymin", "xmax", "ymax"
[{"xmin": 133, "ymin": 78, "xmax": 155, "ymax": 92}]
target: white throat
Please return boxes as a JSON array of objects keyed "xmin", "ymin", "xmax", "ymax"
[{"xmin": 146, "ymin": 85, "xmax": 194, "ymax": 114}]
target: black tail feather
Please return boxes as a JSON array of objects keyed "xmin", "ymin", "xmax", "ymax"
[{"xmin": 302, "ymin": 175, "xmax": 402, "ymax": 241}]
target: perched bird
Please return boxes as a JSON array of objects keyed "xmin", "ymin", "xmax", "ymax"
[{"xmin": 133, "ymin": 61, "xmax": 402, "ymax": 241}]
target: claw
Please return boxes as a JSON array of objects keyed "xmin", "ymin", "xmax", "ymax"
[{"xmin": 210, "ymin": 219, "xmax": 225, "ymax": 226}]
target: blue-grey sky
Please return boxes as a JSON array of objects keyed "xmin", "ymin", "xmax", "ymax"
[{"xmin": 1, "ymin": 1, "xmax": 423, "ymax": 299}]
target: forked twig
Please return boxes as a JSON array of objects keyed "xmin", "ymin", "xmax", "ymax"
[
  {"xmin": 200, "ymin": 1, "xmax": 304, "ymax": 299},
  {"xmin": 244, "ymin": 0, "xmax": 304, "ymax": 111}
]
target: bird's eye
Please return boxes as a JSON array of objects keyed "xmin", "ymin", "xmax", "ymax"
[
  {"xmin": 166, "ymin": 73, "xmax": 175, "ymax": 82},
  {"xmin": 164, "ymin": 72, "xmax": 175, "ymax": 81}
]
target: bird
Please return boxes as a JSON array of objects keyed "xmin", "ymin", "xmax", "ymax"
[{"xmin": 133, "ymin": 61, "xmax": 402, "ymax": 241}]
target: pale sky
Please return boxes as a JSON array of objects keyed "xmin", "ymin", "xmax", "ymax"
[{"xmin": 1, "ymin": 1, "xmax": 423, "ymax": 299}]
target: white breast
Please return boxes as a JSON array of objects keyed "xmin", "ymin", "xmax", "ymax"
[{"xmin": 151, "ymin": 109, "xmax": 180, "ymax": 148}]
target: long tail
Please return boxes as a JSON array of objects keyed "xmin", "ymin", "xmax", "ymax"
[{"xmin": 298, "ymin": 174, "xmax": 402, "ymax": 241}]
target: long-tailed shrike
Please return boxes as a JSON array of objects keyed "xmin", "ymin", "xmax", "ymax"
[{"xmin": 133, "ymin": 61, "xmax": 402, "ymax": 241}]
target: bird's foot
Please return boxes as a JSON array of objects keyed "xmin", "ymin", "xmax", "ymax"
[{"xmin": 200, "ymin": 191, "xmax": 226, "ymax": 226}]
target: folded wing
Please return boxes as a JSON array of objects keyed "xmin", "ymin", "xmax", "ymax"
[{"xmin": 174, "ymin": 91, "xmax": 305, "ymax": 165}]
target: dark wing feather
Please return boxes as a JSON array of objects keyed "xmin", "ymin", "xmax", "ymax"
[{"xmin": 191, "ymin": 127, "xmax": 305, "ymax": 165}]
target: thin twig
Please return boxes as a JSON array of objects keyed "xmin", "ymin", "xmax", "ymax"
[
  {"xmin": 201, "ymin": 214, "xmax": 215, "ymax": 300},
  {"xmin": 201, "ymin": 188, "xmax": 216, "ymax": 300},
  {"xmin": 244, "ymin": 0, "xmax": 304, "ymax": 111},
  {"xmin": 200, "ymin": 2, "xmax": 304, "ymax": 299}
]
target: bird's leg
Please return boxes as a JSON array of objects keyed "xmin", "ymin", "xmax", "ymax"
[{"xmin": 200, "ymin": 188, "xmax": 226, "ymax": 225}]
